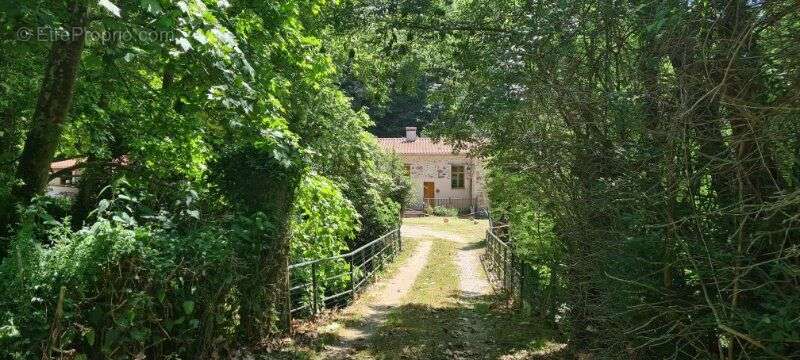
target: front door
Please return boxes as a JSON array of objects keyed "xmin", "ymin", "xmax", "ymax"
[{"xmin": 423, "ymin": 182, "xmax": 435, "ymax": 207}]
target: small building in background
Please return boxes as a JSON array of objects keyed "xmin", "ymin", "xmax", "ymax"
[
  {"xmin": 45, "ymin": 156, "xmax": 129, "ymax": 197},
  {"xmin": 378, "ymin": 127, "xmax": 488, "ymax": 214},
  {"xmin": 47, "ymin": 158, "xmax": 83, "ymax": 197}
]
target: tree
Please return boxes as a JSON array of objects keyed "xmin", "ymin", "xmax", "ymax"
[
  {"xmin": 0, "ymin": 2, "xmax": 88, "ymax": 251},
  {"xmin": 0, "ymin": 1, "xmax": 408, "ymax": 355},
  {"xmin": 402, "ymin": 0, "xmax": 800, "ymax": 357}
]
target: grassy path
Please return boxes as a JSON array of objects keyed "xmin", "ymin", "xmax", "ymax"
[{"xmin": 281, "ymin": 217, "xmax": 561, "ymax": 360}]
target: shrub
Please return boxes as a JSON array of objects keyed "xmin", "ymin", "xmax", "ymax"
[
  {"xmin": 0, "ymin": 216, "xmax": 240, "ymax": 358},
  {"xmin": 430, "ymin": 206, "xmax": 458, "ymax": 217},
  {"xmin": 0, "ymin": 167, "xmax": 375, "ymax": 358},
  {"xmin": 290, "ymin": 174, "xmax": 359, "ymax": 310},
  {"xmin": 291, "ymin": 174, "xmax": 358, "ymax": 262},
  {"xmin": 313, "ymin": 139, "xmax": 408, "ymax": 248},
  {"xmin": 288, "ymin": 85, "xmax": 408, "ymax": 249}
]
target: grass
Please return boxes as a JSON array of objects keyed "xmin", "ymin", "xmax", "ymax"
[
  {"xmin": 404, "ymin": 216, "xmax": 489, "ymax": 240},
  {"xmin": 348, "ymin": 236, "xmax": 422, "ymax": 309},
  {"xmin": 354, "ymin": 217, "xmax": 559, "ymax": 359},
  {"xmin": 402, "ymin": 237, "xmax": 460, "ymax": 305}
]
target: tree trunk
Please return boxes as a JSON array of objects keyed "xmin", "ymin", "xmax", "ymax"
[
  {"xmin": 238, "ymin": 179, "xmax": 299, "ymax": 341},
  {"xmin": 262, "ymin": 186, "xmax": 295, "ymax": 334},
  {"xmin": 0, "ymin": 2, "xmax": 88, "ymax": 256},
  {"xmin": 13, "ymin": 2, "xmax": 88, "ymax": 202}
]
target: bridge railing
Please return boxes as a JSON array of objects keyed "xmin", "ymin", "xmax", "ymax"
[
  {"xmin": 485, "ymin": 226, "xmax": 542, "ymax": 315},
  {"xmin": 408, "ymin": 197, "xmax": 478, "ymax": 211},
  {"xmin": 485, "ymin": 227, "xmax": 515, "ymax": 292},
  {"xmin": 288, "ymin": 228, "xmax": 402, "ymax": 317}
]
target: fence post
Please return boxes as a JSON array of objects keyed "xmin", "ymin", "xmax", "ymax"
[
  {"xmin": 372, "ymin": 241, "xmax": 378, "ymax": 276},
  {"xmin": 488, "ymin": 231, "xmax": 494, "ymax": 271},
  {"xmin": 379, "ymin": 237, "xmax": 385, "ymax": 272},
  {"xmin": 359, "ymin": 250, "xmax": 365, "ymax": 285},
  {"xmin": 398, "ymin": 228, "xmax": 402, "ymax": 252},
  {"xmin": 349, "ymin": 256, "xmax": 356, "ymax": 299},
  {"xmin": 496, "ymin": 242, "xmax": 501, "ymax": 275},
  {"xmin": 311, "ymin": 262, "xmax": 318, "ymax": 315},
  {"xmin": 486, "ymin": 231, "xmax": 491, "ymax": 269},
  {"xmin": 503, "ymin": 246, "xmax": 509, "ymax": 290},
  {"xmin": 521, "ymin": 262, "xmax": 529, "ymax": 315},
  {"xmin": 511, "ymin": 251, "xmax": 517, "ymax": 298},
  {"xmin": 509, "ymin": 250, "xmax": 514, "ymax": 297}
]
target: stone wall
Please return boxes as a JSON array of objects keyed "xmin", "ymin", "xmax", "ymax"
[{"xmin": 399, "ymin": 154, "xmax": 488, "ymax": 211}]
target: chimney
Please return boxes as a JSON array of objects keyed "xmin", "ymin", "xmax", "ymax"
[{"xmin": 405, "ymin": 127, "xmax": 418, "ymax": 142}]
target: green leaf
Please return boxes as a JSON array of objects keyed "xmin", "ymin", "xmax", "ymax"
[
  {"xmin": 139, "ymin": 0, "xmax": 162, "ymax": 14},
  {"xmin": 98, "ymin": 0, "xmax": 122, "ymax": 17},
  {"xmin": 97, "ymin": 199, "xmax": 110, "ymax": 213},
  {"xmin": 176, "ymin": 37, "xmax": 192, "ymax": 51},
  {"xmin": 84, "ymin": 328, "xmax": 96, "ymax": 346},
  {"xmin": 182, "ymin": 301, "xmax": 195, "ymax": 315},
  {"xmin": 192, "ymin": 30, "xmax": 208, "ymax": 45},
  {"xmin": 0, "ymin": 321, "xmax": 20, "ymax": 339},
  {"xmin": 186, "ymin": 209, "xmax": 200, "ymax": 219}
]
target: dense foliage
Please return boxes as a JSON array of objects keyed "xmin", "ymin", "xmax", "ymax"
[
  {"xmin": 318, "ymin": 2, "xmax": 444, "ymax": 137},
  {"xmin": 3, "ymin": 0, "xmax": 797, "ymax": 358},
  {"xmin": 0, "ymin": 0, "xmax": 406, "ymax": 357},
  {"xmin": 310, "ymin": 0, "xmax": 800, "ymax": 357},
  {"xmin": 418, "ymin": 0, "xmax": 800, "ymax": 358}
]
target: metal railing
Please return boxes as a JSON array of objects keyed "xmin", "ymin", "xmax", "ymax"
[
  {"xmin": 410, "ymin": 197, "xmax": 478, "ymax": 211},
  {"xmin": 288, "ymin": 228, "xmax": 402, "ymax": 317},
  {"xmin": 485, "ymin": 227, "xmax": 517, "ymax": 292},
  {"xmin": 485, "ymin": 226, "xmax": 552, "ymax": 318}
]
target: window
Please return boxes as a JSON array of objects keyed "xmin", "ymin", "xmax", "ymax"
[
  {"xmin": 451, "ymin": 165, "xmax": 465, "ymax": 189},
  {"xmin": 403, "ymin": 164, "xmax": 411, "ymax": 177},
  {"xmin": 59, "ymin": 174, "xmax": 73, "ymax": 185}
]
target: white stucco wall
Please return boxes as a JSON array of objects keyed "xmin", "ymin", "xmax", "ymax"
[
  {"xmin": 46, "ymin": 170, "xmax": 81, "ymax": 197},
  {"xmin": 46, "ymin": 180, "xmax": 79, "ymax": 197},
  {"xmin": 399, "ymin": 154, "xmax": 488, "ymax": 210}
]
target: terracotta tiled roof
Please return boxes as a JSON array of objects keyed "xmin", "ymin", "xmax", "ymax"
[
  {"xmin": 377, "ymin": 137, "xmax": 463, "ymax": 155},
  {"xmin": 48, "ymin": 155, "xmax": 130, "ymax": 172},
  {"xmin": 50, "ymin": 158, "xmax": 84, "ymax": 171}
]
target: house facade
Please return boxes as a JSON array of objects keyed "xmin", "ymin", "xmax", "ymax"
[
  {"xmin": 47, "ymin": 158, "xmax": 82, "ymax": 197},
  {"xmin": 46, "ymin": 156, "xmax": 127, "ymax": 197},
  {"xmin": 378, "ymin": 127, "xmax": 488, "ymax": 212}
]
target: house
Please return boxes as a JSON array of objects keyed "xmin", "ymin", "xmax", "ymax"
[
  {"xmin": 45, "ymin": 156, "xmax": 127, "ymax": 197},
  {"xmin": 47, "ymin": 158, "xmax": 83, "ymax": 197},
  {"xmin": 378, "ymin": 127, "xmax": 488, "ymax": 213}
]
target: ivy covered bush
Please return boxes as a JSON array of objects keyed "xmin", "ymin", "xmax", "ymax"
[
  {"xmin": 290, "ymin": 85, "xmax": 411, "ymax": 250},
  {"xmin": 0, "ymin": 206, "xmax": 241, "ymax": 358},
  {"xmin": 337, "ymin": 147, "xmax": 408, "ymax": 249},
  {"xmin": 0, "ymin": 167, "xmax": 397, "ymax": 358},
  {"xmin": 290, "ymin": 174, "xmax": 359, "ymax": 308},
  {"xmin": 485, "ymin": 171, "xmax": 565, "ymax": 321},
  {"xmin": 292, "ymin": 174, "xmax": 359, "ymax": 264}
]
